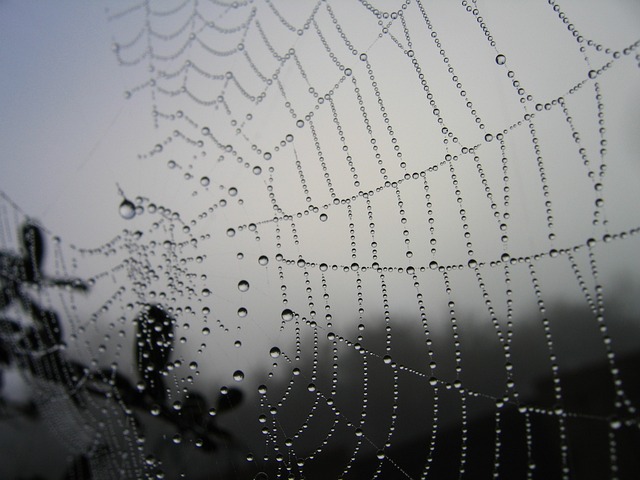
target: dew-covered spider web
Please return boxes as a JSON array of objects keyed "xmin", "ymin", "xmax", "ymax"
[{"xmin": 1, "ymin": 1, "xmax": 640, "ymax": 479}]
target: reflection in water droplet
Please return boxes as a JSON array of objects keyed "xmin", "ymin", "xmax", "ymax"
[
  {"xmin": 233, "ymin": 370, "xmax": 245, "ymax": 381},
  {"xmin": 270, "ymin": 347, "xmax": 281, "ymax": 358},
  {"xmin": 281, "ymin": 309, "xmax": 294, "ymax": 321},
  {"xmin": 238, "ymin": 280, "xmax": 250, "ymax": 292},
  {"xmin": 119, "ymin": 199, "xmax": 136, "ymax": 219}
]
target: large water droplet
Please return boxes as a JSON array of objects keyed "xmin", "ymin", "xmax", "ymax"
[
  {"xmin": 258, "ymin": 255, "xmax": 269, "ymax": 266},
  {"xmin": 238, "ymin": 280, "xmax": 250, "ymax": 292},
  {"xmin": 496, "ymin": 54, "xmax": 506, "ymax": 65},
  {"xmin": 119, "ymin": 199, "xmax": 136, "ymax": 220},
  {"xmin": 270, "ymin": 347, "xmax": 281, "ymax": 358},
  {"xmin": 281, "ymin": 309, "xmax": 294, "ymax": 321},
  {"xmin": 233, "ymin": 370, "xmax": 245, "ymax": 382}
]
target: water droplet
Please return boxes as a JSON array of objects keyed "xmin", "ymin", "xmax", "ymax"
[
  {"xmin": 429, "ymin": 261, "xmax": 438, "ymax": 270},
  {"xmin": 226, "ymin": 228, "xmax": 236, "ymax": 237},
  {"xmin": 233, "ymin": 370, "xmax": 245, "ymax": 382},
  {"xmin": 319, "ymin": 263, "xmax": 328, "ymax": 272},
  {"xmin": 468, "ymin": 259, "xmax": 478, "ymax": 268},
  {"xmin": 119, "ymin": 199, "xmax": 136, "ymax": 220},
  {"xmin": 258, "ymin": 255, "xmax": 269, "ymax": 266},
  {"xmin": 269, "ymin": 347, "xmax": 281, "ymax": 358},
  {"xmin": 208, "ymin": 407, "xmax": 217, "ymax": 416},
  {"xmin": 189, "ymin": 361, "xmax": 198, "ymax": 370},
  {"xmin": 228, "ymin": 187, "xmax": 238, "ymax": 196},
  {"xmin": 376, "ymin": 450, "xmax": 385, "ymax": 459},
  {"xmin": 201, "ymin": 288, "xmax": 211, "ymax": 296},
  {"xmin": 263, "ymin": 152, "xmax": 272, "ymax": 160},
  {"xmin": 307, "ymin": 383, "xmax": 316, "ymax": 392},
  {"xmin": 202, "ymin": 327, "xmax": 210, "ymax": 336},
  {"xmin": 344, "ymin": 68, "xmax": 352, "ymax": 76},
  {"xmin": 297, "ymin": 258, "xmax": 306, "ymax": 268},
  {"xmin": 588, "ymin": 69, "xmax": 597, "ymax": 79},
  {"xmin": 254, "ymin": 473, "xmax": 269, "ymax": 480},
  {"xmin": 350, "ymin": 262, "xmax": 359, "ymax": 271},
  {"xmin": 496, "ymin": 54, "xmax": 506, "ymax": 65},
  {"xmin": 319, "ymin": 213, "xmax": 328, "ymax": 222},
  {"xmin": 285, "ymin": 134, "xmax": 294, "ymax": 142},
  {"xmin": 238, "ymin": 280, "xmax": 250, "ymax": 292},
  {"xmin": 172, "ymin": 401, "xmax": 182, "ymax": 411},
  {"xmin": 253, "ymin": 166, "xmax": 262, "ymax": 175},
  {"xmin": 296, "ymin": 119, "xmax": 305, "ymax": 128},
  {"xmin": 237, "ymin": 307, "xmax": 248, "ymax": 317},
  {"xmin": 484, "ymin": 133, "xmax": 494, "ymax": 142},
  {"xmin": 200, "ymin": 176, "xmax": 210, "ymax": 186},
  {"xmin": 281, "ymin": 309, "xmax": 294, "ymax": 321}
]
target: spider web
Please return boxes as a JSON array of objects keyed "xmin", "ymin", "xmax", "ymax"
[{"xmin": 1, "ymin": 0, "xmax": 640, "ymax": 479}]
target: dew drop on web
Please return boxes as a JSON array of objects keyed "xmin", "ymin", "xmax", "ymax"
[{"xmin": 119, "ymin": 199, "xmax": 136, "ymax": 219}]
